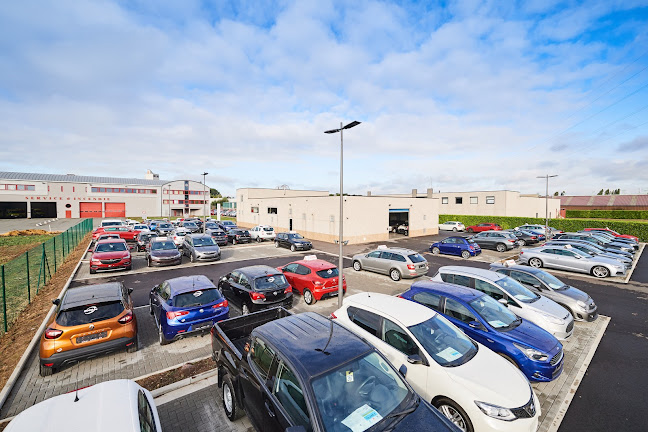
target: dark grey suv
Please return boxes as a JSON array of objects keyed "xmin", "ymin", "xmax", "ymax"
[{"xmin": 274, "ymin": 232, "xmax": 312, "ymax": 252}]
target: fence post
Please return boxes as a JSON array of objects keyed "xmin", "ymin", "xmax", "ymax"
[
  {"xmin": 53, "ymin": 236, "xmax": 57, "ymax": 271},
  {"xmin": 42, "ymin": 243, "xmax": 47, "ymax": 285},
  {"xmin": 26, "ymin": 251, "xmax": 31, "ymax": 303},
  {"xmin": 2, "ymin": 266, "xmax": 6, "ymax": 333}
]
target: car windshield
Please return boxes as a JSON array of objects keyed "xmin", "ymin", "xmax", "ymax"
[
  {"xmin": 194, "ymin": 237, "xmax": 216, "ymax": 247},
  {"xmin": 159, "ymin": 223, "xmax": 171, "ymax": 228},
  {"xmin": 95, "ymin": 243, "xmax": 127, "ymax": 253},
  {"xmin": 173, "ymin": 288, "xmax": 222, "ymax": 308},
  {"xmin": 495, "ymin": 276, "xmax": 541, "ymax": 303},
  {"xmin": 311, "ymin": 352, "xmax": 411, "ymax": 432},
  {"xmin": 151, "ymin": 241, "xmax": 177, "ymax": 251},
  {"xmin": 254, "ymin": 274, "xmax": 289, "ymax": 290},
  {"xmin": 57, "ymin": 301, "xmax": 124, "ymax": 326},
  {"xmin": 407, "ymin": 254, "xmax": 426, "ymax": 263},
  {"xmin": 174, "ymin": 231, "xmax": 187, "ymax": 236},
  {"xmin": 288, "ymin": 233, "xmax": 304, "ymax": 239},
  {"xmin": 184, "ymin": 222, "xmax": 197, "ymax": 228},
  {"xmin": 263, "ymin": 227, "xmax": 274, "ymax": 232},
  {"xmin": 469, "ymin": 295, "xmax": 520, "ymax": 329},
  {"xmin": 316, "ymin": 267, "xmax": 339, "ymax": 279},
  {"xmin": 532, "ymin": 271, "xmax": 568, "ymax": 290},
  {"xmin": 102, "ymin": 222, "xmax": 122, "ymax": 227},
  {"xmin": 408, "ymin": 316, "xmax": 478, "ymax": 367}
]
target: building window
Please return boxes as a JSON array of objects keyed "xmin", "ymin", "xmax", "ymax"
[
  {"xmin": 60, "ymin": 186, "xmax": 63, "ymax": 192},
  {"xmin": 72, "ymin": 186, "xmax": 75, "ymax": 192},
  {"xmin": 251, "ymin": 206, "xmax": 259, "ymax": 213},
  {"xmin": 470, "ymin": 196, "xmax": 478, "ymax": 204},
  {"xmin": 455, "ymin": 197, "xmax": 463, "ymax": 204},
  {"xmin": 268, "ymin": 207, "xmax": 278, "ymax": 214},
  {"xmin": 441, "ymin": 197, "xmax": 448, "ymax": 204},
  {"xmin": 486, "ymin": 196, "xmax": 495, "ymax": 204},
  {"xmin": 91, "ymin": 187, "xmax": 157, "ymax": 194}
]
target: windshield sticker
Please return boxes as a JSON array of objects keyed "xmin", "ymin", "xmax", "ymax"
[
  {"xmin": 267, "ymin": 277, "xmax": 275, "ymax": 283},
  {"xmin": 193, "ymin": 291, "xmax": 203, "ymax": 297},
  {"xmin": 342, "ymin": 404, "xmax": 383, "ymax": 432},
  {"xmin": 346, "ymin": 371, "xmax": 354, "ymax": 382},
  {"xmin": 488, "ymin": 320, "xmax": 508, "ymax": 328},
  {"xmin": 327, "ymin": 269, "xmax": 333, "ymax": 274},
  {"xmin": 437, "ymin": 347, "xmax": 462, "ymax": 362},
  {"xmin": 84, "ymin": 306, "xmax": 98, "ymax": 315}
]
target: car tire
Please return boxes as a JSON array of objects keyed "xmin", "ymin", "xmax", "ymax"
[
  {"xmin": 190, "ymin": 253, "xmax": 195, "ymax": 263},
  {"xmin": 467, "ymin": 228, "xmax": 474, "ymax": 233},
  {"xmin": 592, "ymin": 265, "xmax": 610, "ymax": 278},
  {"xmin": 496, "ymin": 243, "xmax": 506, "ymax": 253},
  {"xmin": 390, "ymin": 268, "xmax": 401, "ymax": 281},
  {"xmin": 461, "ymin": 250, "xmax": 470, "ymax": 259},
  {"xmin": 303, "ymin": 289, "xmax": 316, "ymax": 305},
  {"xmin": 147, "ymin": 258, "xmax": 151, "ymax": 267},
  {"xmin": 158, "ymin": 325, "xmax": 169, "ymax": 346},
  {"xmin": 529, "ymin": 257, "xmax": 543, "ymax": 268},
  {"xmin": 290, "ymin": 245, "xmax": 296, "ymax": 252},
  {"xmin": 452, "ymin": 227, "xmax": 458, "ymax": 232},
  {"xmin": 127, "ymin": 336, "xmax": 138, "ymax": 353},
  {"xmin": 518, "ymin": 239, "xmax": 526, "ymax": 246},
  {"xmin": 242, "ymin": 303, "xmax": 250, "ymax": 316},
  {"xmin": 257, "ymin": 237, "xmax": 262, "ymax": 242},
  {"xmin": 222, "ymin": 374, "xmax": 243, "ymax": 421},
  {"xmin": 275, "ymin": 241, "xmax": 280, "ymax": 248},
  {"xmin": 353, "ymin": 261, "xmax": 362, "ymax": 271},
  {"xmin": 39, "ymin": 363, "xmax": 53, "ymax": 377},
  {"xmin": 434, "ymin": 397, "xmax": 473, "ymax": 432},
  {"xmin": 126, "ymin": 264, "xmax": 132, "ymax": 271},
  {"xmin": 432, "ymin": 247, "xmax": 440, "ymax": 254}
]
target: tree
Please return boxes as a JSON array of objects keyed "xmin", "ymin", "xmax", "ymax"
[
  {"xmin": 211, "ymin": 197, "xmax": 228, "ymax": 208},
  {"xmin": 604, "ymin": 189, "xmax": 610, "ymax": 195},
  {"xmin": 553, "ymin": 191, "xmax": 559, "ymax": 196},
  {"xmin": 561, "ymin": 191, "xmax": 565, "ymax": 196},
  {"xmin": 597, "ymin": 189, "xmax": 604, "ymax": 195},
  {"xmin": 615, "ymin": 189, "xmax": 621, "ymax": 194},
  {"xmin": 210, "ymin": 188, "xmax": 221, "ymax": 198}
]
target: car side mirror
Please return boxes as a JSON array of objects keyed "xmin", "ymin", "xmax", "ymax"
[
  {"xmin": 406, "ymin": 354, "xmax": 424, "ymax": 365},
  {"xmin": 128, "ymin": 288, "xmax": 134, "ymax": 294},
  {"xmin": 398, "ymin": 364, "xmax": 408, "ymax": 377},
  {"xmin": 468, "ymin": 321, "xmax": 485, "ymax": 331},
  {"xmin": 498, "ymin": 298, "xmax": 508, "ymax": 307},
  {"xmin": 52, "ymin": 298, "xmax": 60, "ymax": 306}
]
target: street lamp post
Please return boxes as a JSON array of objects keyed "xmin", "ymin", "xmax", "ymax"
[
  {"xmin": 160, "ymin": 181, "xmax": 174, "ymax": 220},
  {"xmin": 537, "ymin": 174, "xmax": 558, "ymax": 239},
  {"xmin": 202, "ymin": 172, "xmax": 208, "ymax": 233},
  {"xmin": 325, "ymin": 120, "xmax": 361, "ymax": 308}
]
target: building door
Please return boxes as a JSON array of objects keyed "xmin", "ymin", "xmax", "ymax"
[
  {"xmin": 65, "ymin": 210, "xmax": 72, "ymax": 218},
  {"xmin": 0, "ymin": 202, "xmax": 27, "ymax": 219},
  {"xmin": 289, "ymin": 218, "xmax": 293, "ymax": 231},
  {"xmin": 389, "ymin": 209, "xmax": 409, "ymax": 236},
  {"xmin": 31, "ymin": 202, "xmax": 57, "ymax": 218},
  {"xmin": 104, "ymin": 202, "xmax": 126, "ymax": 218},
  {"xmin": 79, "ymin": 202, "xmax": 102, "ymax": 218}
]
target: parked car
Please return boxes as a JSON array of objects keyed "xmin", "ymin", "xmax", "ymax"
[
  {"xmin": 39, "ymin": 282, "xmax": 137, "ymax": 376},
  {"xmin": 432, "ymin": 266, "xmax": 573, "ymax": 340},
  {"xmin": 275, "ymin": 232, "xmax": 313, "ymax": 252},
  {"xmin": 227, "ymin": 228, "xmax": 252, "ymax": 244},
  {"xmin": 277, "ymin": 256, "xmax": 346, "ymax": 305},
  {"xmin": 204, "ymin": 222, "xmax": 221, "ymax": 231},
  {"xmin": 5, "ymin": 379, "xmax": 161, "ymax": 431},
  {"xmin": 99, "ymin": 226, "xmax": 140, "ymax": 242},
  {"xmin": 545, "ymin": 236, "xmax": 633, "ymax": 259},
  {"xmin": 470, "ymin": 231, "xmax": 519, "ymax": 252},
  {"xmin": 430, "ymin": 236, "xmax": 481, "ymax": 259},
  {"xmin": 399, "ymin": 281, "xmax": 564, "ymax": 382},
  {"xmin": 352, "ymin": 246, "xmax": 429, "ymax": 281},
  {"xmin": 333, "ymin": 293, "xmax": 540, "ymax": 432},
  {"xmin": 552, "ymin": 233, "xmax": 635, "ymax": 254},
  {"xmin": 147, "ymin": 219, "xmax": 166, "ymax": 231},
  {"xmin": 182, "ymin": 233, "xmax": 221, "ymax": 262},
  {"xmin": 545, "ymin": 240, "xmax": 632, "ymax": 268},
  {"xmin": 466, "ymin": 223, "xmax": 502, "ymax": 233},
  {"xmin": 131, "ymin": 223, "xmax": 149, "ymax": 232},
  {"xmin": 136, "ymin": 231, "xmax": 157, "ymax": 252},
  {"xmin": 396, "ymin": 223, "xmax": 409, "ymax": 235},
  {"xmin": 90, "ymin": 239, "xmax": 132, "ymax": 274},
  {"xmin": 582, "ymin": 227, "xmax": 639, "ymax": 242},
  {"xmin": 149, "ymin": 275, "xmax": 229, "ymax": 345},
  {"xmin": 146, "ymin": 238, "xmax": 182, "ymax": 267},
  {"xmin": 249, "ymin": 225, "xmax": 276, "ymax": 242},
  {"xmin": 578, "ymin": 230, "xmax": 639, "ymax": 250},
  {"xmin": 503, "ymin": 229, "xmax": 541, "ymax": 246},
  {"xmin": 170, "ymin": 227, "xmax": 189, "ymax": 248},
  {"xmin": 518, "ymin": 244, "xmax": 626, "ymax": 278},
  {"xmin": 514, "ymin": 228, "xmax": 546, "ymax": 242},
  {"xmin": 100, "ymin": 219, "xmax": 126, "ymax": 228},
  {"xmin": 490, "ymin": 264, "xmax": 598, "ymax": 322},
  {"xmin": 180, "ymin": 221, "xmax": 200, "ymax": 233},
  {"xmin": 514, "ymin": 225, "xmax": 551, "ymax": 237},
  {"xmin": 218, "ymin": 265, "xmax": 293, "ymax": 315},
  {"xmin": 438, "ymin": 221, "xmax": 465, "ymax": 232},
  {"xmin": 211, "ymin": 308, "xmax": 459, "ymax": 432},
  {"xmin": 96, "ymin": 233, "xmax": 122, "ymax": 243},
  {"xmin": 155, "ymin": 222, "xmax": 174, "ymax": 236},
  {"xmin": 220, "ymin": 220, "xmax": 237, "ymax": 231},
  {"xmin": 207, "ymin": 228, "xmax": 228, "ymax": 246}
]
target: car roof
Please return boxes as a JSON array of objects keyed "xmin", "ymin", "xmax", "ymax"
[
  {"xmin": 344, "ymin": 292, "xmax": 435, "ymax": 327},
  {"xmin": 489, "ymin": 263, "xmax": 546, "ymax": 276},
  {"xmin": 437, "ymin": 266, "xmax": 506, "ymax": 282},
  {"xmin": 257, "ymin": 312, "xmax": 373, "ymax": 378},
  {"xmin": 409, "ymin": 280, "xmax": 484, "ymax": 302},
  {"xmin": 165, "ymin": 275, "xmax": 215, "ymax": 295},
  {"xmin": 292, "ymin": 259, "xmax": 336, "ymax": 270},
  {"xmin": 372, "ymin": 246, "xmax": 417, "ymax": 254},
  {"xmin": 95, "ymin": 238, "xmax": 127, "ymax": 244},
  {"xmin": 62, "ymin": 282, "xmax": 124, "ymax": 309},
  {"xmin": 188, "ymin": 233, "xmax": 211, "ymax": 238},
  {"xmin": 238, "ymin": 265, "xmax": 282, "ymax": 278}
]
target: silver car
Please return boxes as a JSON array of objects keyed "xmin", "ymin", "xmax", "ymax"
[
  {"xmin": 352, "ymin": 246, "xmax": 428, "ymax": 281},
  {"xmin": 182, "ymin": 233, "xmax": 221, "ymax": 262},
  {"xmin": 545, "ymin": 240, "xmax": 632, "ymax": 268},
  {"xmin": 438, "ymin": 221, "xmax": 465, "ymax": 232},
  {"xmin": 490, "ymin": 264, "xmax": 598, "ymax": 322},
  {"xmin": 519, "ymin": 244, "xmax": 626, "ymax": 278}
]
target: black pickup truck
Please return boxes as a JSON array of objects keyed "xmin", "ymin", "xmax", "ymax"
[{"xmin": 210, "ymin": 308, "xmax": 459, "ymax": 432}]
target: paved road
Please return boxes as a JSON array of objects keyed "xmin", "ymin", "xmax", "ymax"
[{"xmin": 0, "ymin": 218, "xmax": 83, "ymax": 234}]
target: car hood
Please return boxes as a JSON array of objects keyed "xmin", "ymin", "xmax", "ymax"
[
  {"xmin": 151, "ymin": 250, "xmax": 180, "ymax": 258},
  {"xmin": 506, "ymin": 320, "xmax": 560, "ymax": 353},
  {"xmin": 557, "ymin": 286, "xmax": 590, "ymax": 303},
  {"xmin": 524, "ymin": 296, "xmax": 570, "ymax": 320},
  {"xmin": 447, "ymin": 346, "xmax": 531, "ymax": 407},
  {"xmin": 195, "ymin": 245, "xmax": 220, "ymax": 253},
  {"xmin": 92, "ymin": 251, "xmax": 129, "ymax": 260},
  {"xmin": 588, "ymin": 255, "xmax": 626, "ymax": 266}
]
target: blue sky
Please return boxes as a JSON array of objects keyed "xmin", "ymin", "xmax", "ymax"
[{"xmin": 1, "ymin": 0, "xmax": 647, "ymax": 196}]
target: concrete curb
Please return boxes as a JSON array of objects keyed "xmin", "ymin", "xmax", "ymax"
[
  {"xmin": 131, "ymin": 355, "xmax": 212, "ymax": 383},
  {"xmin": 150, "ymin": 368, "xmax": 218, "ymax": 399},
  {"xmin": 0, "ymin": 239, "xmax": 92, "ymax": 412}
]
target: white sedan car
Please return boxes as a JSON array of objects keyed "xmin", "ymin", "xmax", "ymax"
[
  {"xmin": 333, "ymin": 293, "xmax": 540, "ymax": 432},
  {"xmin": 249, "ymin": 225, "xmax": 276, "ymax": 242},
  {"xmin": 439, "ymin": 221, "xmax": 465, "ymax": 232}
]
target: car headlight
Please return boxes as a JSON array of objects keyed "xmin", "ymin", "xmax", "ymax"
[
  {"xmin": 513, "ymin": 343, "xmax": 548, "ymax": 361},
  {"xmin": 474, "ymin": 401, "xmax": 516, "ymax": 421},
  {"xmin": 91, "ymin": 260, "xmax": 101, "ymax": 264},
  {"xmin": 576, "ymin": 300, "xmax": 588, "ymax": 310},
  {"xmin": 541, "ymin": 313, "xmax": 564, "ymax": 325}
]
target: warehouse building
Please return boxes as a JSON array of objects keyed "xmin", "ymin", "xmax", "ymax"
[{"xmin": 0, "ymin": 171, "xmax": 209, "ymax": 219}]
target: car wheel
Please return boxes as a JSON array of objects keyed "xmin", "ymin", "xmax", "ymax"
[
  {"xmin": 190, "ymin": 253, "xmax": 195, "ymax": 263},
  {"xmin": 290, "ymin": 245, "xmax": 296, "ymax": 252},
  {"xmin": 242, "ymin": 303, "xmax": 250, "ymax": 315},
  {"xmin": 39, "ymin": 363, "xmax": 53, "ymax": 377},
  {"xmin": 467, "ymin": 228, "xmax": 474, "ymax": 233},
  {"xmin": 353, "ymin": 260, "xmax": 362, "ymax": 271},
  {"xmin": 147, "ymin": 258, "xmax": 151, "ymax": 267},
  {"xmin": 390, "ymin": 268, "xmax": 401, "ymax": 281},
  {"xmin": 592, "ymin": 265, "xmax": 610, "ymax": 278},
  {"xmin": 126, "ymin": 264, "xmax": 132, "ymax": 271},
  {"xmin": 432, "ymin": 247, "xmax": 440, "ymax": 255},
  {"xmin": 222, "ymin": 374, "xmax": 243, "ymax": 420},
  {"xmin": 257, "ymin": 237, "xmax": 262, "ymax": 242},
  {"xmin": 461, "ymin": 250, "xmax": 470, "ymax": 259},
  {"xmin": 529, "ymin": 257, "xmax": 543, "ymax": 268},
  {"xmin": 452, "ymin": 227, "xmax": 458, "ymax": 232},
  {"xmin": 518, "ymin": 239, "xmax": 526, "ymax": 246},
  {"xmin": 275, "ymin": 241, "xmax": 280, "ymax": 248},
  {"xmin": 303, "ymin": 289, "xmax": 316, "ymax": 305},
  {"xmin": 496, "ymin": 243, "xmax": 506, "ymax": 253},
  {"xmin": 127, "ymin": 335, "xmax": 138, "ymax": 353},
  {"xmin": 434, "ymin": 398, "xmax": 473, "ymax": 432},
  {"xmin": 158, "ymin": 325, "xmax": 169, "ymax": 346}
]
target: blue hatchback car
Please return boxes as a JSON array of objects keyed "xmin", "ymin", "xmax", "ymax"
[
  {"xmin": 149, "ymin": 275, "xmax": 229, "ymax": 345},
  {"xmin": 430, "ymin": 236, "xmax": 481, "ymax": 258},
  {"xmin": 400, "ymin": 280, "xmax": 564, "ymax": 382}
]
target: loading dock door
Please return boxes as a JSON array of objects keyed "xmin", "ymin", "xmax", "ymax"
[
  {"xmin": 79, "ymin": 202, "xmax": 102, "ymax": 218},
  {"xmin": 104, "ymin": 203, "xmax": 126, "ymax": 218},
  {"xmin": 389, "ymin": 208, "xmax": 409, "ymax": 236},
  {"xmin": 31, "ymin": 202, "xmax": 57, "ymax": 218}
]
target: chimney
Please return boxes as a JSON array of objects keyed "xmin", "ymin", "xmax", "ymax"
[
  {"xmin": 411, "ymin": 188, "xmax": 417, "ymax": 197},
  {"xmin": 367, "ymin": 191, "xmax": 371, "ymax": 197},
  {"xmin": 427, "ymin": 188, "xmax": 434, "ymax": 198}
]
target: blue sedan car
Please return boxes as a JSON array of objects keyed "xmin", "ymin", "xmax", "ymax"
[
  {"xmin": 400, "ymin": 280, "xmax": 564, "ymax": 382},
  {"xmin": 430, "ymin": 236, "xmax": 481, "ymax": 259},
  {"xmin": 149, "ymin": 275, "xmax": 229, "ymax": 345}
]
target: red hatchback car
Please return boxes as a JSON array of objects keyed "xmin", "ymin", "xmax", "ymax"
[
  {"xmin": 277, "ymin": 257, "xmax": 346, "ymax": 305},
  {"xmin": 90, "ymin": 239, "xmax": 132, "ymax": 274},
  {"xmin": 92, "ymin": 226, "xmax": 140, "ymax": 242},
  {"xmin": 466, "ymin": 223, "xmax": 502, "ymax": 233}
]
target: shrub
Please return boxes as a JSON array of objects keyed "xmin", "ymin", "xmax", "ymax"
[{"xmin": 565, "ymin": 210, "xmax": 648, "ymax": 220}]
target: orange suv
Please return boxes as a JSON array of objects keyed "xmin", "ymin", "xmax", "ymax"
[{"xmin": 39, "ymin": 282, "xmax": 138, "ymax": 376}]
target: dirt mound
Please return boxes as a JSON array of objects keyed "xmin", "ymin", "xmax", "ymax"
[{"xmin": 0, "ymin": 229, "xmax": 61, "ymax": 237}]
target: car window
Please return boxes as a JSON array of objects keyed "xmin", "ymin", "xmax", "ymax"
[
  {"xmin": 382, "ymin": 318, "xmax": 418, "ymax": 356},
  {"xmin": 347, "ymin": 306, "xmax": 381, "ymax": 337},
  {"xmin": 271, "ymin": 361, "xmax": 312, "ymax": 431},
  {"xmin": 57, "ymin": 300, "xmax": 125, "ymax": 326},
  {"xmin": 392, "ymin": 254, "xmax": 407, "ymax": 262},
  {"xmin": 316, "ymin": 267, "xmax": 339, "ymax": 278},
  {"xmin": 283, "ymin": 263, "xmax": 299, "ymax": 273},
  {"xmin": 250, "ymin": 338, "xmax": 276, "ymax": 380},
  {"xmin": 407, "ymin": 254, "xmax": 426, "ymax": 263},
  {"xmin": 161, "ymin": 283, "xmax": 171, "ymax": 301},
  {"xmin": 539, "ymin": 248, "xmax": 555, "ymax": 254},
  {"xmin": 412, "ymin": 291, "xmax": 442, "ymax": 311},
  {"xmin": 239, "ymin": 274, "xmax": 251, "ymax": 288},
  {"xmin": 296, "ymin": 264, "xmax": 311, "ymax": 275},
  {"xmin": 255, "ymin": 274, "xmax": 289, "ymax": 290},
  {"xmin": 473, "ymin": 279, "xmax": 506, "ymax": 301},
  {"xmin": 445, "ymin": 274, "xmax": 470, "ymax": 287},
  {"xmin": 367, "ymin": 251, "xmax": 381, "ymax": 258},
  {"xmin": 495, "ymin": 277, "xmax": 540, "ymax": 303},
  {"xmin": 443, "ymin": 298, "xmax": 476, "ymax": 323},
  {"xmin": 138, "ymin": 390, "xmax": 157, "ymax": 432},
  {"xmin": 510, "ymin": 271, "xmax": 543, "ymax": 289},
  {"xmin": 379, "ymin": 252, "xmax": 393, "ymax": 260}
]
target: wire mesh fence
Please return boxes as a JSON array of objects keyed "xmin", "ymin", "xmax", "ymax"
[{"xmin": 0, "ymin": 218, "xmax": 93, "ymax": 334}]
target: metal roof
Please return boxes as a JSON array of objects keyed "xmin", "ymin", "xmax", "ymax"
[{"xmin": 0, "ymin": 171, "xmax": 168, "ymax": 186}]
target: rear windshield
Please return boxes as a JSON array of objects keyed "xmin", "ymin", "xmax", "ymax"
[
  {"xmin": 210, "ymin": 230, "xmax": 225, "ymax": 235},
  {"xmin": 159, "ymin": 223, "xmax": 171, "ymax": 228},
  {"xmin": 173, "ymin": 288, "xmax": 222, "ymax": 308},
  {"xmin": 254, "ymin": 274, "xmax": 289, "ymax": 290},
  {"xmin": 184, "ymin": 222, "xmax": 197, "ymax": 227},
  {"xmin": 466, "ymin": 238, "xmax": 477, "ymax": 244},
  {"xmin": 194, "ymin": 237, "xmax": 216, "ymax": 246},
  {"xmin": 102, "ymin": 222, "xmax": 122, "ymax": 227},
  {"xmin": 140, "ymin": 234, "xmax": 156, "ymax": 241},
  {"xmin": 151, "ymin": 241, "xmax": 177, "ymax": 250},
  {"xmin": 263, "ymin": 227, "xmax": 274, "ymax": 232},
  {"xmin": 57, "ymin": 301, "xmax": 124, "ymax": 326},
  {"xmin": 316, "ymin": 267, "xmax": 339, "ymax": 278},
  {"xmin": 174, "ymin": 231, "xmax": 187, "ymax": 236},
  {"xmin": 95, "ymin": 243, "xmax": 127, "ymax": 252},
  {"xmin": 408, "ymin": 253, "xmax": 426, "ymax": 263}
]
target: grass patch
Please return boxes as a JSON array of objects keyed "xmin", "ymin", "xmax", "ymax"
[{"xmin": 0, "ymin": 235, "xmax": 56, "ymax": 266}]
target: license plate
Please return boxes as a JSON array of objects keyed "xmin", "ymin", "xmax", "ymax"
[
  {"xmin": 76, "ymin": 331, "xmax": 108, "ymax": 344},
  {"xmin": 193, "ymin": 323, "xmax": 211, "ymax": 331}
]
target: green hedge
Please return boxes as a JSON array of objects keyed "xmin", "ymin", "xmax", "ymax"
[
  {"xmin": 565, "ymin": 209, "xmax": 648, "ymax": 220},
  {"xmin": 439, "ymin": 214, "xmax": 647, "ymax": 241}
]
